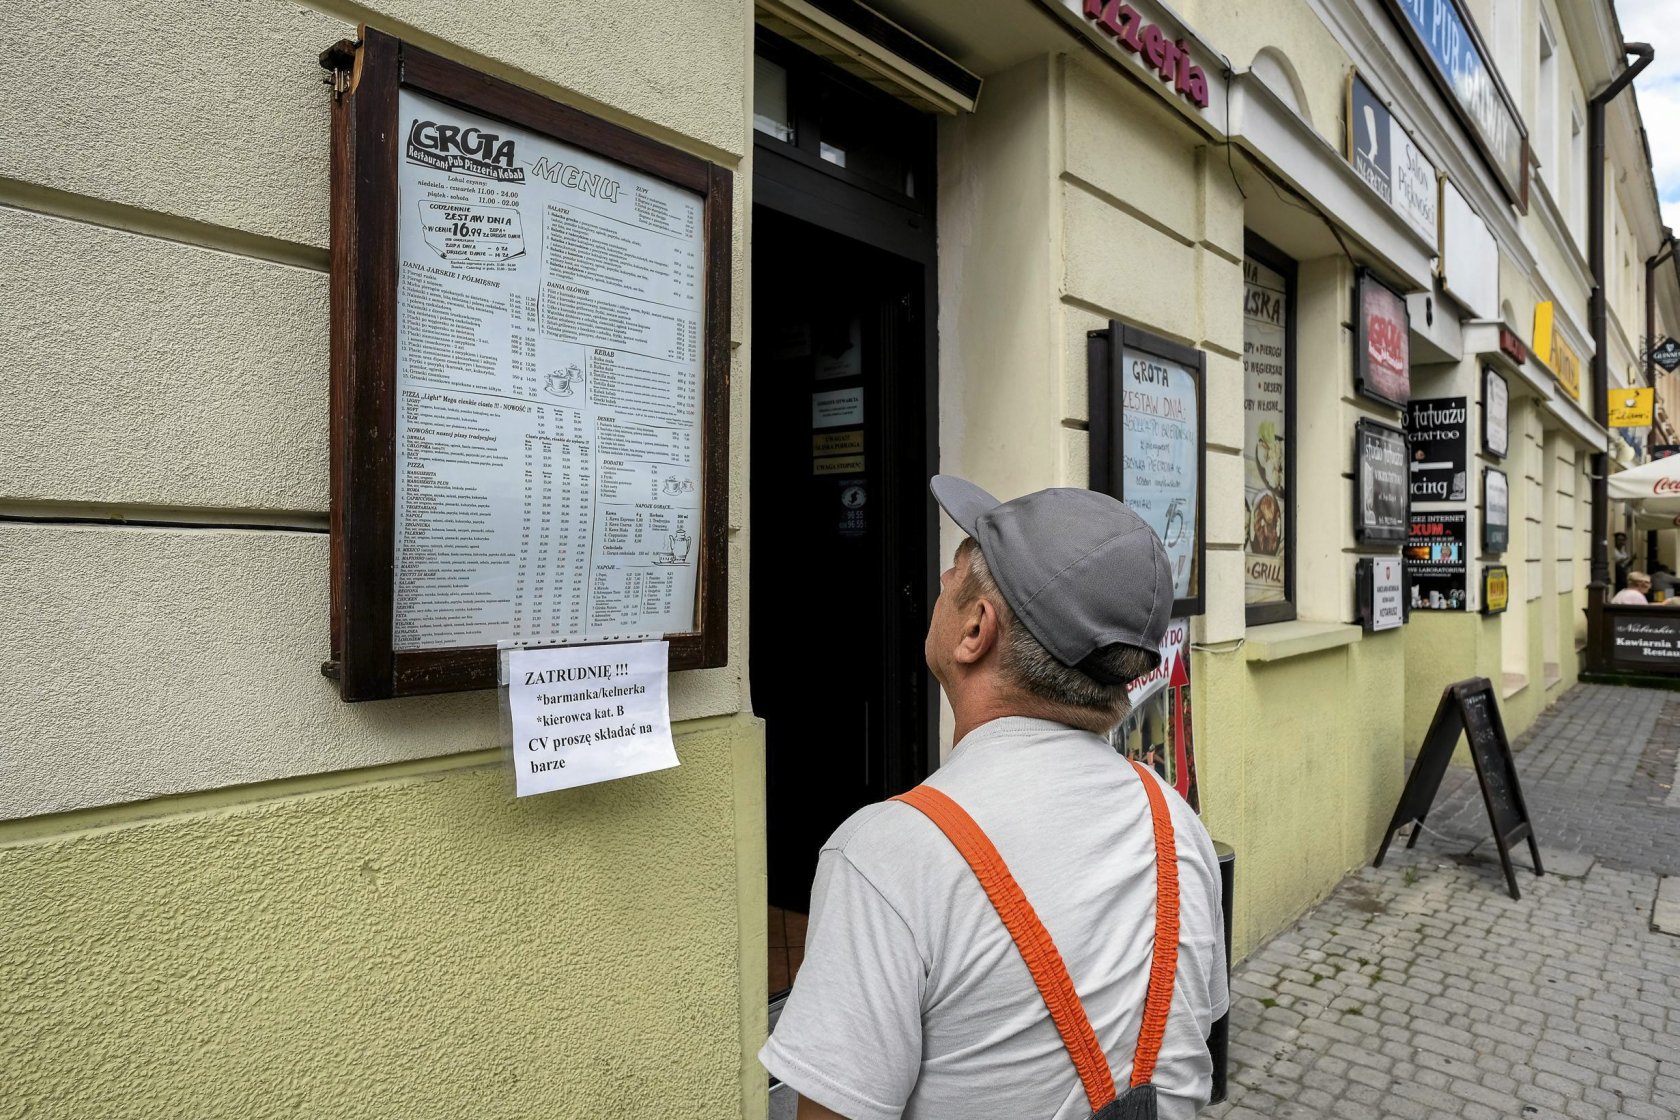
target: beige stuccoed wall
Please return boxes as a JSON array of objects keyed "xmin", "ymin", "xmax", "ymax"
[
  {"xmin": 0, "ymin": 0, "xmax": 754, "ymax": 807},
  {"xmin": 0, "ymin": 1, "xmax": 766, "ymax": 1116},
  {"xmin": 1183, "ymin": 0, "xmax": 1350, "ymax": 147},
  {"xmin": 936, "ymin": 48, "xmax": 1404, "ymax": 957}
]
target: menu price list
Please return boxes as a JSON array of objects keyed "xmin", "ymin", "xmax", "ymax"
[{"xmin": 391, "ymin": 88, "xmax": 704, "ymax": 652}]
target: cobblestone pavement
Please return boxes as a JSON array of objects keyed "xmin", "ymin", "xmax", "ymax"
[{"xmin": 1207, "ymin": 684, "xmax": 1680, "ymax": 1120}]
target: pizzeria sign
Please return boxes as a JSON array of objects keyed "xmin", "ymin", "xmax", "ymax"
[{"xmin": 1038, "ymin": 0, "xmax": 1225, "ymax": 125}]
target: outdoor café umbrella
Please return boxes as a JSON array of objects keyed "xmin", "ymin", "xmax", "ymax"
[{"xmin": 1607, "ymin": 454, "xmax": 1680, "ymax": 528}]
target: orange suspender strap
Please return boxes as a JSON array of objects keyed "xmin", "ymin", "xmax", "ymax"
[
  {"xmin": 892, "ymin": 783, "xmax": 1117, "ymax": 1113},
  {"xmin": 1127, "ymin": 759, "xmax": 1181, "ymax": 1088},
  {"xmin": 892, "ymin": 760, "xmax": 1179, "ymax": 1110}
]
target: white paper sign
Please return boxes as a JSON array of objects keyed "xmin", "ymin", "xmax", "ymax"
[
  {"xmin": 1371, "ymin": 557, "xmax": 1404, "ymax": 631},
  {"xmin": 812, "ymin": 387, "xmax": 864, "ymax": 428},
  {"xmin": 507, "ymin": 641, "xmax": 678, "ymax": 796}
]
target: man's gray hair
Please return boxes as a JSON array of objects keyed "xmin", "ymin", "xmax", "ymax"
[{"xmin": 956, "ymin": 539, "xmax": 1156, "ymax": 721}]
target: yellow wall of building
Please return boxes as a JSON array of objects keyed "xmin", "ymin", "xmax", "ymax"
[
  {"xmin": 1196, "ymin": 635, "xmax": 1407, "ymax": 958},
  {"xmin": 1, "ymin": 717, "xmax": 767, "ymax": 1120},
  {"xmin": 937, "ymin": 48, "xmax": 1406, "ymax": 958}
]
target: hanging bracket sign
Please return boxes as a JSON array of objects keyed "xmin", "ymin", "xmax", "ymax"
[
  {"xmin": 1652, "ymin": 338, "xmax": 1680, "ymax": 373},
  {"xmin": 322, "ymin": 30, "xmax": 733, "ymax": 701}
]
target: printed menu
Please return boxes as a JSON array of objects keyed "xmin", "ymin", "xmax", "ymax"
[
  {"xmin": 1121, "ymin": 347, "xmax": 1199, "ymax": 599},
  {"xmin": 392, "ymin": 90, "xmax": 703, "ymax": 651}
]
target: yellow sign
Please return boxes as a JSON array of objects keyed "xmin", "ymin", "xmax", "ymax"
[
  {"xmin": 1531, "ymin": 301, "xmax": 1581, "ymax": 401},
  {"xmin": 813, "ymin": 430, "xmax": 864, "ymax": 456},
  {"xmin": 812, "ymin": 454, "xmax": 865, "ymax": 475},
  {"xmin": 1482, "ymin": 566, "xmax": 1509, "ymax": 614},
  {"xmin": 1608, "ymin": 387, "xmax": 1654, "ymax": 427}
]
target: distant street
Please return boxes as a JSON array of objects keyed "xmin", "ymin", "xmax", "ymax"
[{"xmin": 1209, "ymin": 684, "xmax": 1680, "ymax": 1120}]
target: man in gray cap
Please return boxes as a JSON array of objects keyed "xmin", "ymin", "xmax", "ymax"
[{"xmin": 760, "ymin": 476, "xmax": 1228, "ymax": 1120}]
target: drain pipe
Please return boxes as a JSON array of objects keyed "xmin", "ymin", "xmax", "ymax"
[{"xmin": 1589, "ymin": 42, "xmax": 1654, "ymax": 593}]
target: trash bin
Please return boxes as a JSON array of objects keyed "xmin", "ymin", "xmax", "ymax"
[{"xmin": 1208, "ymin": 840, "xmax": 1235, "ymax": 1104}]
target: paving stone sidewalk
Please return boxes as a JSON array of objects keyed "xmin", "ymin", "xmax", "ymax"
[{"xmin": 1207, "ymin": 684, "xmax": 1680, "ymax": 1120}]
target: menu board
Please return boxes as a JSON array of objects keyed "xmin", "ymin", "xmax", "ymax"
[
  {"xmin": 1375, "ymin": 677, "xmax": 1540, "ymax": 901},
  {"xmin": 325, "ymin": 32, "xmax": 731, "ymax": 700},
  {"xmin": 1121, "ymin": 347, "xmax": 1200, "ymax": 601},
  {"xmin": 1243, "ymin": 255, "xmax": 1289, "ymax": 608},
  {"xmin": 1088, "ymin": 322, "xmax": 1205, "ymax": 616},
  {"xmin": 390, "ymin": 89, "xmax": 705, "ymax": 651}
]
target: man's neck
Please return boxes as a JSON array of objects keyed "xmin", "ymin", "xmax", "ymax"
[{"xmin": 950, "ymin": 690, "xmax": 1111, "ymax": 744}]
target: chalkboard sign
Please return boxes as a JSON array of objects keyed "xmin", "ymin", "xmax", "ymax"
[{"xmin": 1374, "ymin": 677, "xmax": 1541, "ymax": 899}]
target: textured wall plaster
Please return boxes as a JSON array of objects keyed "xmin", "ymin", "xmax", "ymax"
[
  {"xmin": 1195, "ymin": 634, "xmax": 1406, "ymax": 960},
  {"xmin": 0, "ymin": 0, "xmax": 747, "ymax": 250},
  {"xmin": 0, "ymin": 716, "xmax": 765, "ymax": 1119},
  {"xmin": 0, "ymin": 525, "xmax": 744, "ymax": 819},
  {"xmin": 0, "ymin": 1, "xmax": 351, "ymax": 246},
  {"xmin": 0, "ymin": 208, "xmax": 329, "ymax": 511}
]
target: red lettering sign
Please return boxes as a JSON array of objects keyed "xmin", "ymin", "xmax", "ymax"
[
  {"xmin": 1082, "ymin": 0, "xmax": 1209, "ymax": 108},
  {"xmin": 1653, "ymin": 478, "xmax": 1680, "ymax": 496},
  {"xmin": 1498, "ymin": 327, "xmax": 1527, "ymax": 364}
]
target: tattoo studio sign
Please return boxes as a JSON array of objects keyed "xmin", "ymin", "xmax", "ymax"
[{"xmin": 1406, "ymin": 397, "xmax": 1467, "ymax": 502}]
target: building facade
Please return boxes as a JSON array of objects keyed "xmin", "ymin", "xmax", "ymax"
[{"xmin": 1, "ymin": 0, "xmax": 1674, "ymax": 1116}]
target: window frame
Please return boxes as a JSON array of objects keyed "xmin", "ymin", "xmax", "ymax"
[{"xmin": 1243, "ymin": 233, "xmax": 1299, "ymax": 627}]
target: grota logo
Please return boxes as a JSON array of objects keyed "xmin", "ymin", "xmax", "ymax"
[
  {"xmin": 1081, "ymin": 0, "xmax": 1210, "ymax": 108},
  {"xmin": 406, "ymin": 119, "xmax": 526, "ymax": 183}
]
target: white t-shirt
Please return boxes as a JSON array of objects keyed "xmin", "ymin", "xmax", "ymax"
[
  {"xmin": 760, "ymin": 717, "xmax": 1229, "ymax": 1120},
  {"xmin": 1612, "ymin": 588, "xmax": 1649, "ymax": 605}
]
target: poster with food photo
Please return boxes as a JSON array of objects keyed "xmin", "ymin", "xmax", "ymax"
[
  {"xmin": 1354, "ymin": 269, "xmax": 1410, "ymax": 408},
  {"xmin": 1243, "ymin": 255, "xmax": 1288, "ymax": 606}
]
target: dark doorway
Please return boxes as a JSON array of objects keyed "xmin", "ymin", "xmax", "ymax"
[{"xmin": 750, "ymin": 33, "xmax": 938, "ymax": 997}]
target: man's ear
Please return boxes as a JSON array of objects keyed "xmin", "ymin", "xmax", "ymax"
[{"xmin": 953, "ymin": 595, "xmax": 1001, "ymax": 666}]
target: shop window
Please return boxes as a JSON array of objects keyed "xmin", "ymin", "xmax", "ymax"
[
  {"xmin": 753, "ymin": 56, "xmax": 795, "ymax": 143},
  {"xmin": 1569, "ymin": 106, "xmax": 1586, "ymax": 245},
  {"xmin": 1243, "ymin": 235, "xmax": 1297, "ymax": 625},
  {"xmin": 752, "ymin": 32, "xmax": 930, "ymax": 203},
  {"xmin": 1488, "ymin": 0, "xmax": 1522, "ymax": 96},
  {"xmin": 1536, "ymin": 14, "xmax": 1557, "ymax": 183}
]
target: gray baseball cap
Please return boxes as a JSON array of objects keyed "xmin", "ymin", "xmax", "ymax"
[{"xmin": 930, "ymin": 474, "xmax": 1172, "ymax": 681}]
